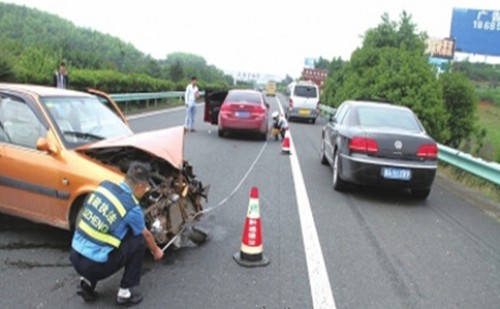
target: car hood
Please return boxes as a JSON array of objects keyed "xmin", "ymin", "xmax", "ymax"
[{"xmin": 76, "ymin": 126, "xmax": 185, "ymax": 170}]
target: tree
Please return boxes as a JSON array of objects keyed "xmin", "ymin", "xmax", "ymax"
[
  {"xmin": 320, "ymin": 57, "xmax": 347, "ymax": 105},
  {"xmin": 439, "ymin": 72, "xmax": 477, "ymax": 147},
  {"xmin": 169, "ymin": 60, "xmax": 184, "ymax": 82},
  {"xmin": 315, "ymin": 57, "xmax": 330, "ymax": 70},
  {"xmin": 323, "ymin": 12, "xmax": 450, "ymax": 141}
]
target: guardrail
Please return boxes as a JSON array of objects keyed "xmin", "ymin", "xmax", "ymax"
[
  {"xmin": 317, "ymin": 104, "xmax": 500, "ymax": 185},
  {"xmin": 437, "ymin": 144, "xmax": 500, "ymax": 185},
  {"xmin": 110, "ymin": 91, "xmax": 185, "ymax": 103}
]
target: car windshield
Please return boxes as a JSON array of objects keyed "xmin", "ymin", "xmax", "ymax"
[
  {"xmin": 41, "ymin": 96, "xmax": 133, "ymax": 148},
  {"xmin": 294, "ymin": 86, "xmax": 317, "ymax": 98},
  {"xmin": 225, "ymin": 92, "xmax": 261, "ymax": 104},
  {"xmin": 356, "ymin": 106, "xmax": 422, "ymax": 132}
]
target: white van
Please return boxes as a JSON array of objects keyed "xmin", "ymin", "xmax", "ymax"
[{"xmin": 286, "ymin": 81, "xmax": 319, "ymax": 124}]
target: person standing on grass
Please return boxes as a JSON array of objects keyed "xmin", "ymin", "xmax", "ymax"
[{"xmin": 184, "ymin": 76, "xmax": 199, "ymax": 132}]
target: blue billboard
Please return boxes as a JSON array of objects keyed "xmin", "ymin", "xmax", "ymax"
[{"xmin": 450, "ymin": 8, "xmax": 500, "ymax": 56}]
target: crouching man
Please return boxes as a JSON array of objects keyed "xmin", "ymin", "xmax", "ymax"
[{"xmin": 70, "ymin": 162, "xmax": 164, "ymax": 306}]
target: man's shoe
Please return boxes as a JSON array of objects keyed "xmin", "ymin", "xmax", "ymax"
[
  {"xmin": 116, "ymin": 292, "xmax": 143, "ymax": 307},
  {"xmin": 76, "ymin": 278, "xmax": 98, "ymax": 302}
]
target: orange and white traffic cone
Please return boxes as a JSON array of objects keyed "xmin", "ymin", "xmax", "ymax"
[
  {"xmin": 281, "ymin": 129, "xmax": 291, "ymax": 155},
  {"xmin": 233, "ymin": 187, "xmax": 270, "ymax": 267}
]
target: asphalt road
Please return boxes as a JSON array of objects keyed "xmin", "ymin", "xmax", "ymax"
[{"xmin": 0, "ymin": 96, "xmax": 499, "ymax": 309}]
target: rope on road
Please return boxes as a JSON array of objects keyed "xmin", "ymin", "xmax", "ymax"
[
  {"xmin": 162, "ymin": 140, "xmax": 268, "ymax": 251},
  {"xmin": 201, "ymin": 139, "xmax": 268, "ymax": 214}
]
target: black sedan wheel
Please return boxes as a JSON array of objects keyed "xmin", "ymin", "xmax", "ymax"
[{"xmin": 332, "ymin": 150, "xmax": 346, "ymax": 191}]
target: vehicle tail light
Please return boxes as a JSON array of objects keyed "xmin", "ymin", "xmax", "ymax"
[
  {"xmin": 289, "ymin": 99, "xmax": 293, "ymax": 108},
  {"xmin": 416, "ymin": 144, "xmax": 438, "ymax": 160},
  {"xmin": 349, "ymin": 137, "xmax": 378, "ymax": 154},
  {"xmin": 220, "ymin": 104, "xmax": 231, "ymax": 116}
]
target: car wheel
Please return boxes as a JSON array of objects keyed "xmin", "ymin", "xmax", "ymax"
[
  {"xmin": 311, "ymin": 118, "xmax": 316, "ymax": 124},
  {"xmin": 320, "ymin": 140, "xmax": 328, "ymax": 165},
  {"xmin": 218, "ymin": 129, "xmax": 224, "ymax": 138},
  {"xmin": 411, "ymin": 188, "xmax": 431, "ymax": 200},
  {"xmin": 332, "ymin": 150, "xmax": 346, "ymax": 191}
]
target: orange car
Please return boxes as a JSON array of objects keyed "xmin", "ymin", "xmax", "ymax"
[{"xmin": 0, "ymin": 84, "xmax": 207, "ymax": 245}]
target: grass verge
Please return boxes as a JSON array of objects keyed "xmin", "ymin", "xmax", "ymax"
[{"xmin": 438, "ymin": 163, "xmax": 500, "ymax": 204}]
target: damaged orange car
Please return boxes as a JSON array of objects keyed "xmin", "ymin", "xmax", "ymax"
[{"xmin": 0, "ymin": 84, "xmax": 208, "ymax": 245}]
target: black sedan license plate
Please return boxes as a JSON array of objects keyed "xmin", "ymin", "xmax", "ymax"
[{"xmin": 381, "ymin": 167, "xmax": 411, "ymax": 180}]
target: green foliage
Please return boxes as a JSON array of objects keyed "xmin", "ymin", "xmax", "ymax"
[
  {"xmin": 315, "ymin": 57, "xmax": 331, "ymax": 70},
  {"xmin": 14, "ymin": 45, "xmax": 62, "ymax": 85},
  {"xmin": 439, "ymin": 72, "xmax": 478, "ymax": 148},
  {"xmin": 161, "ymin": 52, "xmax": 230, "ymax": 84},
  {"xmin": 453, "ymin": 61, "xmax": 500, "ymax": 87},
  {"xmin": 0, "ymin": 3, "xmax": 232, "ymax": 91},
  {"xmin": 321, "ymin": 12, "xmax": 449, "ymax": 141},
  {"xmin": 476, "ymin": 87, "xmax": 500, "ymax": 105},
  {"xmin": 169, "ymin": 60, "xmax": 185, "ymax": 82},
  {"xmin": 320, "ymin": 57, "xmax": 347, "ymax": 105},
  {"xmin": 70, "ymin": 69, "xmax": 175, "ymax": 93}
]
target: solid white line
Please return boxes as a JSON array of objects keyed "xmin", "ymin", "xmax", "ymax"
[{"xmin": 277, "ymin": 97, "xmax": 337, "ymax": 309}]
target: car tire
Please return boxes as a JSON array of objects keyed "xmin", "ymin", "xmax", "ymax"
[
  {"xmin": 411, "ymin": 188, "xmax": 431, "ymax": 200},
  {"xmin": 311, "ymin": 118, "xmax": 316, "ymax": 124},
  {"xmin": 260, "ymin": 132, "xmax": 267, "ymax": 141},
  {"xmin": 320, "ymin": 140, "xmax": 329, "ymax": 165},
  {"xmin": 218, "ymin": 129, "xmax": 224, "ymax": 138},
  {"xmin": 332, "ymin": 150, "xmax": 346, "ymax": 191}
]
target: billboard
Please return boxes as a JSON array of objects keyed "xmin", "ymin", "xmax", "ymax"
[
  {"xmin": 450, "ymin": 8, "xmax": 500, "ymax": 56},
  {"xmin": 425, "ymin": 37, "xmax": 455, "ymax": 59},
  {"xmin": 304, "ymin": 58, "xmax": 315, "ymax": 69}
]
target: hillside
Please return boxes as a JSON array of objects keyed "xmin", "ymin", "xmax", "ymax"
[{"xmin": 0, "ymin": 2, "xmax": 156, "ymax": 75}]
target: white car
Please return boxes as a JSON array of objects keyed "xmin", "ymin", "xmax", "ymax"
[{"xmin": 286, "ymin": 81, "xmax": 319, "ymax": 124}]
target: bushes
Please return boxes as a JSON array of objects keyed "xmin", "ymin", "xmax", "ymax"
[{"xmin": 70, "ymin": 69, "xmax": 175, "ymax": 93}]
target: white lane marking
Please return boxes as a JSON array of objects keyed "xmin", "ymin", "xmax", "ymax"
[{"xmin": 277, "ymin": 97, "xmax": 337, "ymax": 309}]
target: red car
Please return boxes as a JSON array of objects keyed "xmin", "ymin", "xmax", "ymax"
[{"xmin": 204, "ymin": 89, "xmax": 269, "ymax": 140}]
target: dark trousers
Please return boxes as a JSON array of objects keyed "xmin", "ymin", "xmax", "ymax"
[{"xmin": 70, "ymin": 233, "xmax": 146, "ymax": 289}]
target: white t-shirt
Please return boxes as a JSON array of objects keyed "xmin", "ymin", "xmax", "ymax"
[{"xmin": 185, "ymin": 83, "xmax": 199, "ymax": 106}]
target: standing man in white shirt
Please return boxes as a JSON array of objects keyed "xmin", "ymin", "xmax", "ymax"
[{"xmin": 184, "ymin": 76, "xmax": 199, "ymax": 132}]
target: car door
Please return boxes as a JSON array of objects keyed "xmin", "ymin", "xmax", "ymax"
[
  {"xmin": 204, "ymin": 90, "xmax": 228, "ymax": 124},
  {"xmin": 324, "ymin": 103, "xmax": 349, "ymax": 161},
  {"xmin": 0, "ymin": 92, "xmax": 70, "ymax": 226},
  {"xmin": 86, "ymin": 88, "xmax": 129, "ymax": 125}
]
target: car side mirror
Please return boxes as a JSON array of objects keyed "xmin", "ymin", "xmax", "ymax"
[{"xmin": 36, "ymin": 137, "xmax": 58, "ymax": 154}]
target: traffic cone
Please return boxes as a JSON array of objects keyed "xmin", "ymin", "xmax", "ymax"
[
  {"xmin": 233, "ymin": 187, "xmax": 270, "ymax": 267},
  {"xmin": 281, "ymin": 130, "xmax": 291, "ymax": 155}
]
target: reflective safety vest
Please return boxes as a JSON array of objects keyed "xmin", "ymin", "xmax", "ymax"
[{"xmin": 77, "ymin": 181, "xmax": 135, "ymax": 248}]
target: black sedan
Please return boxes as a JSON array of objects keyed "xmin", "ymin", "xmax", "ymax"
[{"xmin": 320, "ymin": 100, "xmax": 438, "ymax": 199}]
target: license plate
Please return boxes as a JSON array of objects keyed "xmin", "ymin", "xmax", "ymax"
[
  {"xmin": 235, "ymin": 111, "xmax": 250, "ymax": 118},
  {"xmin": 299, "ymin": 109, "xmax": 310, "ymax": 115},
  {"xmin": 381, "ymin": 167, "xmax": 411, "ymax": 180}
]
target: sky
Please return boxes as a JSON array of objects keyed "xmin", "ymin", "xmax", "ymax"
[{"xmin": 2, "ymin": 0, "xmax": 500, "ymax": 79}]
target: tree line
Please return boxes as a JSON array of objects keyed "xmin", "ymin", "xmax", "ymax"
[
  {"xmin": 0, "ymin": 3, "xmax": 233, "ymax": 92},
  {"xmin": 318, "ymin": 12, "xmax": 492, "ymax": 157}
]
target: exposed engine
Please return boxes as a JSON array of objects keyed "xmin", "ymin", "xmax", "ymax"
[{"xmin": 81, "ymin": 146, "xmax": 209, "ymax": 246}]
